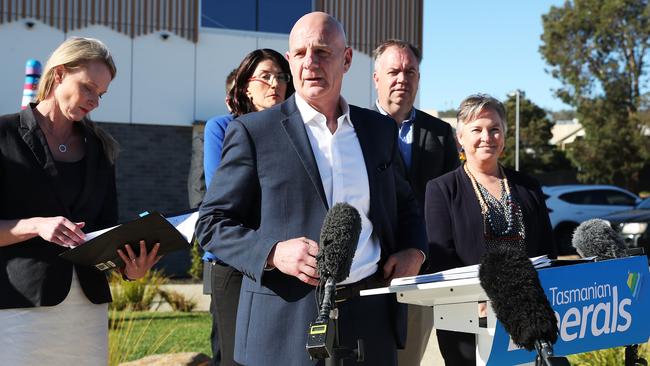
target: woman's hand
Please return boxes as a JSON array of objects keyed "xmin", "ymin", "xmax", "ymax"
[
  {"xmin": 117, "ymin": 240, "xmax": 162, "ymax": 280},
  {"xmin": 34, "ymin": 216, "xmax": 86, "ymax": 247}
]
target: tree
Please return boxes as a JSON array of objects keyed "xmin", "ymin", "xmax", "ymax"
[
  {"xmin": 500, "ymin": 95, "xmax": 572, "ymax": 175},
  {"xmin": 540, "ymin": 0, "xmax": 650, "ymax": 190}
]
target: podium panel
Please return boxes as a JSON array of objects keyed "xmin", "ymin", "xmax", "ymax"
[{"xmin": 362, "ymin": 256, "xmax": 650, "ymax": 365}]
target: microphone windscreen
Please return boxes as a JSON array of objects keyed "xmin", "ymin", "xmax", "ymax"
[
  {"xmin": 571, "ymin": 219, "xmax": 626, "ymax": 259},
  {"xmin": 317, "ymin": 202, "xmax": 361, "ymax": 282},
  {"xmin": 479, "ymin": 248, "xmax": 558, "ymax": 351}
]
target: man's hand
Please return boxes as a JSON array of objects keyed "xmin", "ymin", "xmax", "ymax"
[
  {"xmin": 383, "ymin": 248, "xmax": 424, "ymax": 281},
  {"xmin": 267, "ymin": 237, "xmax": 320, "ymax": 286}
]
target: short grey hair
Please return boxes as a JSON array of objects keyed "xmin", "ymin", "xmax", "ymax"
[
  {"xmin": 456, "ymin": 93, "xmax": 507, "ymax": 135},
  {"xmin": 372, "ymin": 39, "xmax": 422, "ymax": 70}
]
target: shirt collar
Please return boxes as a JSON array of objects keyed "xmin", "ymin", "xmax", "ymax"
[
  {"xmin": 296, "ymin": 93, "xmax": 352, "ymax": 128},
  {"xmin": 375, "ymin": 100, "xmax": 416, "ymax": 124}
]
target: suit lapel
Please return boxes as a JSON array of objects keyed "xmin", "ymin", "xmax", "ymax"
[
  {"xmin": 349, "ymin": 107, "xmax": 378, "ymax": 218},
  {"xmin": 280, "ymin": 97, "xmax": 329, "ymax": 210},
  {"xmin": 410, "ymin": 115, "xmax": 424, "ymax": 184}
]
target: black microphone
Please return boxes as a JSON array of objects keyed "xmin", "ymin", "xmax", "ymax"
[
  {"xmin": 571, "ymin": 219, "xmax": 647, "ymax": 366},
  {"xmin": 307, "ymin": 202, "xmax": 361, "ymax": 360},
  {"xmin": 479, "ymin": 248, "xmax": 570, "ymax": 366},
  {"xmin": 571, "ymin": 219, "xmax": 627, "ymax": 259},
  {"xmin": 316, "ymin": 202, "xmax": 361, "ymax": 283}
]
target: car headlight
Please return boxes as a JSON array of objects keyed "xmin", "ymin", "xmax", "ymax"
[{"xmin": 620, "ymin": 222, "xmax": 648, "ymax": 235}]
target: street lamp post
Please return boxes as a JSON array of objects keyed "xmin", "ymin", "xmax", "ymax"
[
  {"xmin": 508, "ymin": 89, "xmax": 523, "ymax": 172},
  {"xmin": 515, "ymin": 90, "xmax": 520, "ymax": 172}
]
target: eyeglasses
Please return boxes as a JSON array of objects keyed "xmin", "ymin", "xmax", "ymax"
[{"xmin": 248, "ymin": 72, "xmax": 291, "ymax": 86}]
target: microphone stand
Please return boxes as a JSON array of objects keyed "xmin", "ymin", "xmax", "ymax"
[
  {"xmin": 625, "ymin": 344, "xmax": 648, "ymax": 366},
  {"xmin": 306, "ymin": 277, "xmax": 364, "ymax": 365},
  {"xmin": 534, "ymin": 340, "xmax": 571, "ymax": 366}
]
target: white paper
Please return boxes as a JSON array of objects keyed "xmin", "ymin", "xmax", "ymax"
[
  {"xmin": 166, "ymin": 211, "xmax": 199, "ymax": 242},
  {"xmin": 82, "ymin": 210, "xmax": 198, "ymax": 244},
  {"xmin": 390, "ymin": 255, "xmax": 551, "ymax": 286}
]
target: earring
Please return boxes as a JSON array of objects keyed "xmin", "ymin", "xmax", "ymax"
[{"xmin": 459, "ymin": 147, "xmax": 466, "ymax": 161}]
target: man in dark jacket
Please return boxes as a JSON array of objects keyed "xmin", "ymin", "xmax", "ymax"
[{"xmin": 372, "ymin": 39, "xmax": 460, "ymax": 366}]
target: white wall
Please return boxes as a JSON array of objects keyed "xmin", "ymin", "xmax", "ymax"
[
  {"xmin": 0, "ymin": 20, "xmax": 64, "ymax": 115},
  {"xmin": 131, "ymin": 32, "xmax": 196, "ymax": 125},
  {"xmin": 195, "ymin": 31, "xmax": 257, "ymax": 121},
  {"xmin": 0, "ymin": 21, "xmax": 376, "ymax": 125}
]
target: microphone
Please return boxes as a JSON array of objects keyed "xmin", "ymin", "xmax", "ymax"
[
  {"xmin": 316, "ymin": 202, "xmax": 361, "ymax": 283},
  {"xmin": 571, "ymin": 219, "xmax": 647, "ymax": 366},
  {"xmin": 571, "ymin": 219, "xmax": 626, "ymax": 259},
  {"xmin": 479, "ymin": 248, "xmax": 570, "ymax": 366},
  {"xmin": 307, "ymin": 202, "xmax": 361, "ymax": 360}
]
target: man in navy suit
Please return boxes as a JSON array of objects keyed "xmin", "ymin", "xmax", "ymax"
[
  {"xmin": 372, "ymin": 40, "xmax": 460, "ymax": 366},
  {"xmin": 196, "ymin": 12, "xmax": 426, "ymax": 366}
]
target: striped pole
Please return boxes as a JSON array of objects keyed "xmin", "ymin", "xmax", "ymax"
[{"xmin": 21, "ymin": 59, "xmax": 42, "ymax": 109}]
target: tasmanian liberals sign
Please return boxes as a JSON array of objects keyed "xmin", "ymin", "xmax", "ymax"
[{"xmin": 487, "ymin": 256, "xmax": 650, "ymax": 365}]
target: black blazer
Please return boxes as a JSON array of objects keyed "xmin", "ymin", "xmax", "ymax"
[
  {"xmin": 0, "ymin": 106, "xmax": 117, "ymax": 309},
  {"xmin": 196, "ymin": 95, "xmax": 426, "ymax": 365},
  {"xmin": 424, "ymin": 165, "xmax": 557, "ymax": 272},
  {"xmin": 372, "ymin": 106, "xmax": 460, "ymax": 205}
]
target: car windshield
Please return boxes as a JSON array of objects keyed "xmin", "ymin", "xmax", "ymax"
[{"xmin": 638, "ymin": 198, "xmax": 650, "ymax": 209}]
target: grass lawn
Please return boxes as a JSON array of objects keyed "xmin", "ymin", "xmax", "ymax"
[{"xmin": 109, "ymin": 310, "xmax": 211, "ymax": 365}]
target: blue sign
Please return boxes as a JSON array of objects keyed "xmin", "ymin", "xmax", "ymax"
[{"xmin": 487, "ymin": 256, "xmax": 650, "ymax": 365}]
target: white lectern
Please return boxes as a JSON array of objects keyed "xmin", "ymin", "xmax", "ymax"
[{"xmin": 362, "ymin": 277, "xmax": 497, "ymax": 365}]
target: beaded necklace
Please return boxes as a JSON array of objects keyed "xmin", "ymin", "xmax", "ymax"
[{"xmin": 464, "ymin": 163, "xmax": 525, "ymax": 250}]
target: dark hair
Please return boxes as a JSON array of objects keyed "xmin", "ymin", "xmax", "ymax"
[
  {"xmin": 227, "ymin": 49, "xmax": 294, "ymax": 116},
  {"xmin": 372, "ymin": 39, "xmax": 422, "ymax": 65},
  {"xmin": 225, "ymin": 68, "xmax": 237, "ymax": 94}
]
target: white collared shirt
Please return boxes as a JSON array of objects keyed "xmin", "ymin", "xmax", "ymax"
[{"xmin": 295, "ymin": 93, "xmax": 380, "ymax": 285}]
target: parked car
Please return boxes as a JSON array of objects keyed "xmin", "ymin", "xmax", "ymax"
[
  {"xmin": 602, "ymin": 197, "xmax": 650, "ymax": 261},
  {"xmin": 542, "ymin": 185, "xmax": 641, "ymax": 254}
]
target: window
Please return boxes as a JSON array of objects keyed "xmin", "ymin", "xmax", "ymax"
[
  {"xmin": 201, "ymin": 0, "xmax": 311, "ymax": 34},
  {"xmin": 559, "ymin": 190, "xmax": 637, "ymax": 206}
]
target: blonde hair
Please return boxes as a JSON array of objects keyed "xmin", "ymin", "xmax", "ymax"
[
  {"xmin": 456, "ymin": 93, "xmax": 507, "ymax": 137},
  {"xmin": 37, "ymin": 37, "xmax": 119, "ymax": 163}
]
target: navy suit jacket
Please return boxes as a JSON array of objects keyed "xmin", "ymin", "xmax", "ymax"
[
  {"xmin": 196, "ymin": 95, "xmax": 426, "ymax": 365},
  {"xmin": 424, "ymin": 165, "xmax": 557, "ymax": 272}
]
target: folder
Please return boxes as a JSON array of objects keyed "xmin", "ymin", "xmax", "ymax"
[{"xmin": 59, "ymin": 210, "xmax": 198, "ymax": 272}]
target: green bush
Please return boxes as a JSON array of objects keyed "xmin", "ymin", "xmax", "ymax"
[
  {"xmin": 569, "ymin": 344, "xmax": 649, "ymax": 366},
  {"xmin": 109, "ymin": 270, "xmax": 168, "ymax": 311},
  {"xmin": 159, "ymin": 289, "xmax": 198, "ymax": 312},
  {"xmin": 188, "ymin": 238, "xmax": 204, "ymax": 280}
]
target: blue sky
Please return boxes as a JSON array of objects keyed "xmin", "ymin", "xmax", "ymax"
[{"xmin": 420, "ymin": 0, "xmax": 570, "ymax": 113}]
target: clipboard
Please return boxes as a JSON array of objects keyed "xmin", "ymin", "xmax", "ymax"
[{"xmin": 59, "ymin": 210, "xmax": 197, "ymax": 272}]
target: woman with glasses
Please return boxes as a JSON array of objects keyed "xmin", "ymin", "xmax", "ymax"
[
  {"xmin": 202, "ymin": 48, "xmax": 293, "ymax": 366},
  {"xmin": 423, "ymin": 94, "xmax": 557, "ymax": 365}
]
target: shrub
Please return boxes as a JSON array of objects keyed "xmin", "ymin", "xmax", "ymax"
[
  {"xmin": 109, "ymin": 270, "xmax": 168, "ymax": 311},
  {"xmin": 569, "ymin": 344, "xmax": 649, "ymax": 366},
  {"xmin": 188, "ymin": 238, "xmax": 204, "ymax": 280},
  {"xmin": 159, "ymin": 289, "xmax": 198, "ymax": 312}
]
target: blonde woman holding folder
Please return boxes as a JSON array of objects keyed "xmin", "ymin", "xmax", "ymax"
[{"xmin": 0, "ymin": 37, "xmax": 159, "ymax": 365}]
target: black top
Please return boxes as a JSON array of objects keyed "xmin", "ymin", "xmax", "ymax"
[
  {"xmin": 0, "ymin": 105, "xmax": 117, "ymax": 309},
  {"xmin": 424, "ymin": 164, "xmax": 557, "ymax": 273},
  {"xmin": 54, "ymin": 158, "xmax": 86, "ymax": 211}
]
